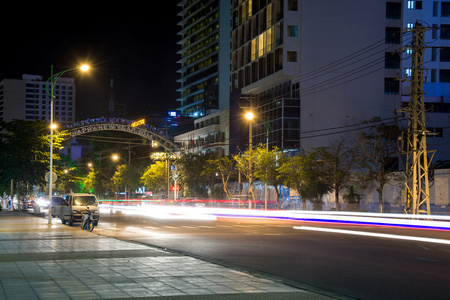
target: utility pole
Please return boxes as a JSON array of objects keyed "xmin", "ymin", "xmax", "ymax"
[{"xmin": 400, "ymin": 22, "xmax": 435, "ymax": 215}]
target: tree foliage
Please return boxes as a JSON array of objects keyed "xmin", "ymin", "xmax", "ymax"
[
  {"xmin": 112, "ymin": 164, "xmax": 145, "ymax": 194},
  {"xmin": 140, "ymin": 161, "xmax": 168, "ymax": 196},
  {"xmin": 203, "ymin": 154, "xmax": 235, "ymax": 200},
  {"xmin": 253, "ymin": 145, "xmax": 284, "ymax": 208},
  {"xmin": 175, "ymin": 153, "xmax": 210, "ymax": 197},
  {"xmin": 354, "ymin": 124, "xmax": 402, "ymax": 213},
  {"xmin": 312, "ymin": 138, "xmax": 356, "ymax": 210},
  {"xmin": 233, "ymin": 148, "xmax": 259, "ymax": 207},
  {"xmin": 278, "ymin": 152, "xmax": 332, "ymax": 210},
  {"xmin": 0, "ymin": 120, "xmax": 68, "ymax": 194}
]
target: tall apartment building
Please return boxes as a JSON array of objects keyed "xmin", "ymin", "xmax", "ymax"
[
  {"xmin": 402, "ymin": 0, "xmax": 450, "ymax": 162},
  {"xmin": 231, "ymin": 0, "xmax": 404, "ymax": 152},
  {"xmin": 0, "ymin": 74, "xmax": 75, "ymax": 123},
  {"xmin": 175, "ymin": 0, "xmax": 448, "ymax": 163},
  {"xmin": 174, "ymin": 0, "xmax": 232, "ymax": 155}
]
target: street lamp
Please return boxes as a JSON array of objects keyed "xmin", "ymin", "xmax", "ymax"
[
  {"xmin": 245, "ymin": 111, "xmax": 254, "ymax": 151},
  {"xmin": 46, "ymin": 64, "xmax": 89, "ymax": 225},
  {"xmin": 244, "ymin": 111, "xmax": 255, "ymax": 208},
  {"xmin": 245, "ymin": 111, "xmax": 272, "ymax": 210}
]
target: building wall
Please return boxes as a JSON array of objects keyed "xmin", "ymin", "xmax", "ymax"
[
  {"xmin": 230, "ymin": 0, "xmax": 403, "ymax": 153},
  {"xmin": 0, "ymin": 75, "xmax": 76, "ymax": 124},
  {"xmin": 174, "ymin": 109, "xmax": 229, "ymax": 155},
  {"xmin": 298, "ymin": 0, "xmax": 402, "ymax": 150},
  {"xmin": 0, "ymin": 79, "xmax": 26, "ymax": 122}
]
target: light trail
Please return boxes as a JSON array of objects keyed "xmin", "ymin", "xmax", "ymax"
[
  {"xmin": 294, "ymin": 226, "xmax": 450, "ymax": 245},
  {"xmin": 99, "ymin": 205, "xmax": 450, "ymax": 231},
  {"xmin": 100, "ymin": 205, "xmax": 217, "ymax": 221}
]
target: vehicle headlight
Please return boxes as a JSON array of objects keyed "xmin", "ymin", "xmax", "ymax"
[
  {"xmin": 37, "ymin": 199, "xmax": 49, "ymax": 206},
  {"xmin": 72, "ymin": 210, "xmax": 79, "ymax": 214}
]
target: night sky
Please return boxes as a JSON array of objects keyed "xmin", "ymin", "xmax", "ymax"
[{"xmin": 1, "ymin": 4, "xmax": 181, "ymax": 120}]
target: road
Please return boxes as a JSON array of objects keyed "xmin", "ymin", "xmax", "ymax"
[{"xmin": 67, "ymin": 206, "xmax": 450, "ymax": 299}]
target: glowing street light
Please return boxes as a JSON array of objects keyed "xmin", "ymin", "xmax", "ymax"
[
  {"xmin": 46, "ymin": 64, "xmax": 90, "ymax": 225},
  {"xmin": 245, "ymin": 111, "xmax": 254, "ymax": 151}
]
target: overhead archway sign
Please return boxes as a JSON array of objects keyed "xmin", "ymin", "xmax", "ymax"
[{"xmin": 65, "ymin": 117, "xmax": 179, "ymax": 152}]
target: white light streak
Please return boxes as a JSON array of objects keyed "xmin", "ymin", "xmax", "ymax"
[
  {"xmin": 294, "ymin": 226, "xmax": 450, "ymax": 245},
  {"xmin": 99, "ymin": 204, "xmax": 450, "ymax": 231}
]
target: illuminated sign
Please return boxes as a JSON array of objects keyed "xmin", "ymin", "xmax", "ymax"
[{"xmin": 131, "ymin": 119, "xmax": 145, "ymax": 127}]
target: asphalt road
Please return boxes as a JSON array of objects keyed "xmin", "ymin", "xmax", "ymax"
[{"xmin": 75, "ymin": 208, "xmax": 450, "ymax": 299}]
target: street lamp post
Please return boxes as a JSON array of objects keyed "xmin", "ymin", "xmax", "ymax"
[
  {"xmin": 245, "ymin": 111, "xmax": 272, "ymax": 210},
  {"xmin": 245, "ymin": 112, "xmax": 254, "ymax": 151},
  {"xmin": 245, "ymin": 111, "xmax": 254, "ymax": 208},
  {"xmin": 46, "ymin": 64, "xmax": 89, "ymax": 225}
]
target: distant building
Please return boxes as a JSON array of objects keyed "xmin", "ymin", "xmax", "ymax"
[
  {"xmin": 175, "ymin": 0, "xmax": 232, "ymax": 155},
  {"xmin": 0, "ymin": 74, "xmax": 75, "ymax": 123},
  {"xmin": 174, "ymin": 0, "xmax": 449, "ymax": 163}
]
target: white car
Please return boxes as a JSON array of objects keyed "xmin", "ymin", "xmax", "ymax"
[
  {"xmin": 34, "ymin": 197, "xmax": 50, "ymax": 213},
  {"xmin": 51, "ymin": 193, "xmax": 100, "ymax": 226}
]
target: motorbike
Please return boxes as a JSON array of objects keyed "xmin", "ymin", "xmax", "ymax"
[{"xmin": 81, "ymin": 210, "xmax": 95, "ymax": 232}]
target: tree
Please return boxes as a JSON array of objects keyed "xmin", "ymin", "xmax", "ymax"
[
  {"xmin": 354, "ymin": 124, "xmax": 402, "ymax": 213},
  {"xmin": 140, "ymin": 161, "xmax": 168, "ymax": 196},
  {"xmin": 81, "ymin": 169, "xmax": 99, "ymax": 194},
  {"xmin": 203, "ymin": 154, "xmax": 235, "ymax": 200},
  {"xmin": 233, "ymin": 148, "xmax": 259, "ymax": 208},
  {"xmin": 176, "ymin": 152, "xmax": 210, "ymax": 197},
  {"xmin": 112, "ymin": 164, "xmax": 145, "ymax": 194},
  {"xmin": 254, "ymin": 145, "xmax": 284, "ymax": 208},
  {"xmin": 0, "ymin": 120, "xmax": 68, "ymax": 195},
  {"xmin": 278, "ymin": 152, "xmax": 332, "ymax": 210},
  {"xmin": 313, "ymin": 138, "xmax": 356, "ymax": 211}
]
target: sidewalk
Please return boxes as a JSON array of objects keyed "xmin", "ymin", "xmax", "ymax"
[{"xmin": 0, "ymin": 211, "xmax": 340, "ymax": 300}]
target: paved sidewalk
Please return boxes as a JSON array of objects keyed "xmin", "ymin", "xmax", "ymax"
[{"xmin": 0, "ymin": 211, "xmax": 339, "ymax": 300}]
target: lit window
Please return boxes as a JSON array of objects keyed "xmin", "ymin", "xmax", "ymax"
[
  {"xmin": 407, "ymin": 23, "xmax": 414, "ymax": 31},
  {"xmin": 406, "ymin": 69, "xmax": 412, "ymax": 77},
  {"xmin": 408, "ymin": 1, "xmax": 415, "ymax": 9}
]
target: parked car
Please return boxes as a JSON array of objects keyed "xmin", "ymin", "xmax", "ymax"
[
  {"xmin": 51, "ymin": 193, "xmax": 100, "ymax": 226},
  {"xmin": 25, "ymin": 199, "xmax": 34, "ymax": 209},
  {"xmin": 34, "ymin": 197, "xmax": 50, "ymax": 213}
]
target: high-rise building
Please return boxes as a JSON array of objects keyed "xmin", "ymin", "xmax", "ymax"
[
  {"xmin": 231, "ymin": 0, "xmax": 404, "ymax": 152},
  {"xmin": 175, "ymin": 0, "xmax": 448, "ymax": 163},
  {"xmin": 402, "ymin": 0, "xmax": 450, "ymax": 162},
  {"xmin": 175, "ymin": 0, "xmax": 232, "ymax": 155},
  {"xmin": 176, "ymin": 0, "xmax": 231, "ymax": 117},
  {"xmin": 0, "ymin": 74, "xmax": 75, "ymax": 123}
]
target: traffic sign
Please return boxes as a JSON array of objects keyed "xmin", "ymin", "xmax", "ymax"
[{"xmin": 45, "ymin": 172, "xmax": 57, "ymax": 183}]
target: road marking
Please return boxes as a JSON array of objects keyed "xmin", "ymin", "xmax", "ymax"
[{"xmin": 293, "ymin": 226, "xmax": 450, "ymax": 245}]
